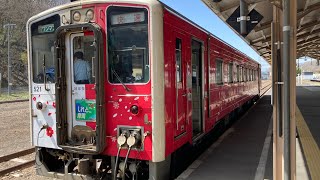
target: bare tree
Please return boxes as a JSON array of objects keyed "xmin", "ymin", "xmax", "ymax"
[{"xmin": 0, "ymin": 0, "xmax": 69, "ymax": 87}]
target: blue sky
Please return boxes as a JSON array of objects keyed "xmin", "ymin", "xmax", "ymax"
[{"xmin": 159, "ymin": 0, "xmax": 271, "ymax": 70}]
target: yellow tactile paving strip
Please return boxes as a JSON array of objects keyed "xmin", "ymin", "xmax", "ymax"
[{"xmin": 296, "ymin": 106, "xmax": 320, "ymax": 180}]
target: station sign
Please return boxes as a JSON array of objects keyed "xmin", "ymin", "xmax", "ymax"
[{"xmin": 226, "ymin": 6, "xmax": 263, "ymax": 37}]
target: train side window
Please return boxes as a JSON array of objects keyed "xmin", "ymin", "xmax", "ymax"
[
  {"xmin": 176, "ymin": 38, "xmax": 182, "ymax": 82},
  {"xmin": 228, "ymin": 63, "xmax": 233, "ymax": 83},
  {"xmin": 240, "ymin": 66, "xmax": 243, "ymax": 82},
  {"xmin": 236, "ymin": 65, "xmax": 240, "ymax": 82},
  {"xmin": 216, "ymin": 60, "xmax": 223, "ymax": 85},
  {"xmin": 251, "ymin": 70, "xmax": 253, "ymax": 81},
  {"xmin": 243, "ymin": 68, "xmax": 246, "ymax": 82},
  {"xmin": 253, "ymin": 70, "xmax": 257, "ymax": 81}
]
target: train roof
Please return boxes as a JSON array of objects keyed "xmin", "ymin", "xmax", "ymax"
[{"xmin": 27, "ymin": 0, "xmax": 160, "ymax": 23}]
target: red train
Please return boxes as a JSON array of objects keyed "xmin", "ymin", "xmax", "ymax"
[{"xmin": 27, "ymin": 0, "xmax": 261, "ymax": 179}]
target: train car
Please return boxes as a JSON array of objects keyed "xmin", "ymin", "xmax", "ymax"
[{"xmin": 27, "ymin": 0, "xmax": 261, "ymax": 179}]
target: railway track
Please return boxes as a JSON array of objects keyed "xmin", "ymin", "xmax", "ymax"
[
  {"xmin": 0, "ymin": 148, "xmax": 35, "ymax": 177},
  {"xmin": 260, "ymin": 80, "xmax": 272, "ymax": 96}
]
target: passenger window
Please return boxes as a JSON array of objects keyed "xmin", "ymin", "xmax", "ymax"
[
  {"xmin": 176, "ymin": 38, "xmax": 182, "ymax": 82},
  {"xmin": 228, "ymin": 63, "xmax": 233, "ymax": 83},
  {"xmin": 240, "ymin": 66, "xmax": 243, "ymax": 82},
  {"xmin": 216, "ymin": 60, "xmax": 223, "ymax": 85},
  {"xmin": 243, "ymin": 68, "xmax": 246, "ymax": 82},
  {"xmin": 253, "ymin": 70, "xmax": 257, "ymax": 81},
  {"xmin": 251, "ymin": 70, "xmax": 253, "ymax": 81},
  {"xmin": 236, "ymin": 65, "xmax": 240, "ymax": 82}
]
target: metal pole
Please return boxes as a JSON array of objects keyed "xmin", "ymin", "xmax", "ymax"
[
  {"xmin": 240, "ymin": 0, "xmax": 247, "ymax": 35},
  {"xmin": 282, "ymin": 0, "xmax": 291, "ymax": 179},
  {"xmin": 3, "ymin": 24, "xmax": 15, "ymax": 95},
  {"xmin": 0, "ymin": 73, "xmax": 2, "ymax": 96},
  {"xmin": 7, "ymin": 26, "xmax": 11, "ymax": 95}
]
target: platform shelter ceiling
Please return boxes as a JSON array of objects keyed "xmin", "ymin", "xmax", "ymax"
[{"xmin": 201, "ymin": 0, "xmax": 320, "ymax": 64}]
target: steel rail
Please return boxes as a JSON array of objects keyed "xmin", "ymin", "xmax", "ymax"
[
  {"xmin": 0, "ymin": 148, "xmax": 35, "ymax": 177},
  {"xmin": 0, "ymin": 160, "xmax": 35, "ymax": 177},
  {"xmin": 0, "ymin": 148, "xmax": 34, "ymax": 163}
]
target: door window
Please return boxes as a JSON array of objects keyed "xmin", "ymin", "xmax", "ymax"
[
  {"xmin": 72, "ymin": 36, "xmax": 95, "ymax": 84},
  {"xmin": 176, "ymin": 38, "xmax": 182, "ymax": 82}
]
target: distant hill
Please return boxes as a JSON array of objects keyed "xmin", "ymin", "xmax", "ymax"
[{"xmin": 300, "ymin": 60, "xmax": 320, "ymax": 73}]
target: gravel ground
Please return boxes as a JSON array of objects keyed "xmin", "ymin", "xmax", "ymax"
[
  {"xmin": 0, "ymin": 101, "xmax": 52, "ymax": 179},
  {"xmin": 1, "ymin": 166, "xmax": 54, "ymax": 180},
  {"xmin": 0, "ymin": 101, "xmax": 32, "ymax": 157}
]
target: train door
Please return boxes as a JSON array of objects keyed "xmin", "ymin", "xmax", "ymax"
[
  {"xmin": 175, "ymin": 35, "xmax": 187, "ymax": 137},
  {"xmin": 191, "ymin": 40, "xmax": 203, "ymax": 138},
  {"xmin": 68, "ymin": 33, "xmax": 97, "ymax": 138},
  {"xmin": 55, "ymin": 24, "xmax": 105, "ymax": 153}
]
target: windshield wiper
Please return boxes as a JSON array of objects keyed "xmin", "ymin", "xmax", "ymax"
[{"xmin": 111, "ymin": 68, "xmax": 131, "ymax": 92}]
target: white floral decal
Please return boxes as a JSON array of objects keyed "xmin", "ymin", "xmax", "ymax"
[
  {"xmin": 129, "ymin": 116, "xmax": 132, "ymax": 120},
  {"xmin": 113, "ymin": 102, "xmax": 119, "ymax": 109},
  {"xmin": 113, "ymin": 113, "xmax": 118, "ymax": 118},
  {"xmin": 144, "ymin": 96, "xmax": 149, "ymax": 102},
  {"xmin": 134, "ymin": 97, "xmax": 139, "ymax": 100},
  {"xmin": 111, "ymin": 137, "xmax": 117, "ymax": 142}
]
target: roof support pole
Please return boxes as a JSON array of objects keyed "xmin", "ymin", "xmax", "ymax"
[
  {"xmin": 283, "ymin": 0, "xmax": 291, "ymax": 178},
  {"xmin": 240, "ymin": 0, "xmax": 248, "ymax": 35},
  {"xmin": 272, "ymin": 5, "xmax": 283, "ymax": 180},
  {"xmin": 282, "ymin": 0, "xmax": 297, "ymax": 180}
]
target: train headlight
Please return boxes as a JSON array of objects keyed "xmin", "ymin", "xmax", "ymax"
[
  {"xmin": 130, "ymin": 105, "xmax": 139, "ymax": 115},
  {"xmin": 73, "ymin": 11, "xmax": 81, "ymax": 22},
  {"xmin": 86, "ymin": 9, "xmax": 94, "ymax": 21},
  {"xmin": 36, "ymin": 101, "xmax": 47, "ymax": 110}
]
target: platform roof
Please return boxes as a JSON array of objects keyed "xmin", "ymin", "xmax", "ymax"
[{"xmin": 201, "ymin": 0, "xmax": 320, "ymax": 64}]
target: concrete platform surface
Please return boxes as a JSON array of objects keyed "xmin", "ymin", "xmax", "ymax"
[
  {"xmin": 176, "ymin": 87, "xmax": 318, "ymax": 180},
  {"xmin": 177, "ymin": 92, "xmax": 273, "ymax": 180}
]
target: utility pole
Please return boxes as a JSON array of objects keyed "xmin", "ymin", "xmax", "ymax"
[{"xmin": 3, "ymin": 23, "xmax": 16, "ymax": 95}]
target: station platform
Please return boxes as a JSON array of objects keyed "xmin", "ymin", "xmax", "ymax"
[{"xmin": 176, "ymin": 86, "xmax": 320, "ymax": 180}]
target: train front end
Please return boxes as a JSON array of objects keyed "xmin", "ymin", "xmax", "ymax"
[{"xmin": 27, "ymin": 0, "xmax": 166, "ymax": 179}]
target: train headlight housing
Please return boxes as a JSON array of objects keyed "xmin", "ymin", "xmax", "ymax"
[
  {"xmin": 36, "ymin": 101, "xmax": 47, "ymax": 110},
  {"xmin": 130, "ymin": 105, "xmax": 139, "ymax": 115},
  {"xmin": 85, "ymin": 9, "xmax": 94, "ymax": 21},
  {"xmin": 73, "ymin": 11, "xmax": 81, "ymax": 22}
]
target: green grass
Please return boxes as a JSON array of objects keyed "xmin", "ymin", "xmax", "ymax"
[{"xmin": 0, "ymin": 91, "xmax": 29, "ymax": 101}]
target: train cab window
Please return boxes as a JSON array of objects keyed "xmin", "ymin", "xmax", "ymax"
[
  {"xmin": 31, "ymin": 15, "xmax": 60, "ymax": 83},
  {"xmin": 107, "ymin": 7, "xmax": 149, "ymax": 84},
  {"xmin": 228, "ymin": 63, "xmax": 233, "ymax": 83},
  {"xmin": 216, "ymin": 60, "xmax": 223, "ymax": 85},
  {"xmin": 236, "ymin": 65, "xmax": 240, "ymax": 82},
  {"xmin": 176, "ymin": 39, "xmax": 182, "ymax": 82}
]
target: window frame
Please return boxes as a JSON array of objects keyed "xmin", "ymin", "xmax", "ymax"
[
  {"xmin": 215, "ymin": 59, "xmax": 223, "ymax": 85},
  {"xmin": 228, "ymin": 62, "xmax": 233, "ymax": 83},
  {"xmin": 176, "ymin": 38, "xmax": 182, "ymax": 83},
  {"xmin": 106, "ymin": 6, "xmax": 150, "ymax": 85}
]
